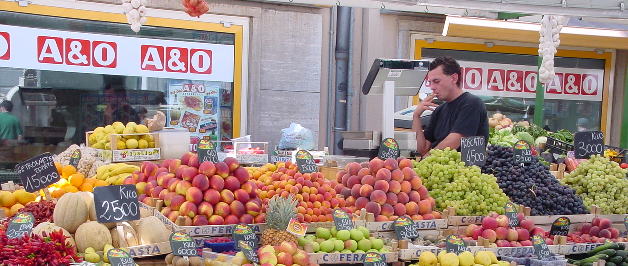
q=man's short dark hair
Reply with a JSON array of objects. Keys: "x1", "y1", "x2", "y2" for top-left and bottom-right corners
[
  {"x1": 0, "y1": 100, "x2": 13, "y2": 112},
  {"x1": 429, "y1": 56, "x2": 462, "y2": 87}
]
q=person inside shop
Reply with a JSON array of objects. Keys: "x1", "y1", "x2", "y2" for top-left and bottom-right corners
[
  {"x1": 0, "y1": 100, "x2": 23, "y2": 146},
  {"x1": 103, "y1": 85, "x2": 140, "y2": 125},
  {"x1": 412, "y1": 56, "x2": 489, "y2": 155}
]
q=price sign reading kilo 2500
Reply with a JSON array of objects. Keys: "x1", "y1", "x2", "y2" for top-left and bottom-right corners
[
  {"x1": 574, "y1": 131, "x2": 604, "y2": 159},
  {"x1": 94, "y1": 185, "x2": 140, "y2": 223},
  {"x1": 461, "y1": 136, "x2": 486, "y2": 167}
]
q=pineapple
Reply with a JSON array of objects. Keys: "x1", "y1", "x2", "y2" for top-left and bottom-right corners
[{"x1": 261, "y1": 194, "x2": 298, "y2": 246}]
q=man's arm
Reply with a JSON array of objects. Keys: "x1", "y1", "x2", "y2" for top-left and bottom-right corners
[
  {"x1": 433, "y1": 132, "x2": 463, "y2": 150},
  {"x1": 412, "y1": 116, "x2": 431, "y2": 155}
]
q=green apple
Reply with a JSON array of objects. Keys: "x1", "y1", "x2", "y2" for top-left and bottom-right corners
[
  {"x1": 350, "y1": 229, "x2": 364, "y2": 241},
  {"x1": 336, "y1": 230, "x2": 351, "y2": 241},
  {"x1": 316, "y1": 228, "x2": 331, "y2": 240},
  {"x1": 358, "y1": 239, "x2": 372, "y2": 251},
  {"x1": 371, "y1": 238, "x2": 384, "y2": 250}
]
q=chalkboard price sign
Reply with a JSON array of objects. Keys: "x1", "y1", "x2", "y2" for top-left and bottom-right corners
[
  {"x1": 170, "y1": 232, "x2": 198, "y2": 257},
  {"x1": 532, "y1": 235, "x2": 552, "y2": 260},
  {"x1": 198, "y1": 139, "x2": 219, "y2": 163},
  {"x1": 546, "y1": 137, "x2": 573, "y2": 155},
  {"x1": 445, "y1": 235, "x2": 469, "y2": 255},
  {"x1": 69, "y1": 150, "x2": 81, "y2": 168},
  {"x1": 238, "y1": 241, "x2": 259, "y2": 264},
  {"x1": 332, "y1": 209, "x2": 354, "y2": 231},
  {"x1": 295, "y1": 150, "x2": 317, "y2": 174},
  {"x1": 504, "y1": 202, "x2": 519, "y2": 227},
  {"x1": 378, "y1": 138, "x2": 400, "y2": 160},
  {"x1": 363, "y1": 252, "x2": 387, "y2": 266},
  {"x1": 461, "y1": 136, "x2": 486, "y2": 167},
  {"x1": 14, "y1": 152, "x2": 61, "y2": 192},
  {"x1": 513, "y1": 140, "x2": 533, "y2": 164},
  {"x1": 574, "y1": 131, "x2": 604, "y2": 159},
  {"x1": 94, "y1": 185, "x2": 140, "y2": 223},
  {"x1": 549, "y1": 217, "x2": 570, "y2": 236},
  {"x1": 6, "y1": 212, "x2": 34, "y2": 239},
  {"x1": 232, "y1": 224, "x2": 259, "y2": 251},
  {"x1": 107, "y1": 248, "x2": 136, "y2": 266},
  {"x1": 393, "y1": 216, "x2": 420, "y2": 240}
]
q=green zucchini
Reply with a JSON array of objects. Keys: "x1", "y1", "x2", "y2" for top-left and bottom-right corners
[
  {"x1": 610, "y1": 256, "x2": 624, "y2": 264},
  {"x1": 615, "y1": 250, "x2": 627, "y2": 258},
  {"x1": 589, "y1": 243, "x2": 621, "y2": 256},
  {"x1": 600, "y1": 249, "x2": 618, "y2": 257},
  {"x1": 607, "y1": 262, "x2": 617, "y2": 266}
]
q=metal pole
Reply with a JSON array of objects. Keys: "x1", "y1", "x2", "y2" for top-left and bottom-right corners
[
  {"x1": 534, "y1": 56, "x2": 544, "y2": 126},
  {"x1": 621, "y1": 65, "x2": 628, "y2": 148},
  {"x1": 333, "y1": 6, "x2": 351, "y2": 155}
]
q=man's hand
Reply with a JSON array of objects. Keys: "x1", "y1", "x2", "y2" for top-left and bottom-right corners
[{"x1": 413, "y1": 94, "x2": 439, "y2": 118}]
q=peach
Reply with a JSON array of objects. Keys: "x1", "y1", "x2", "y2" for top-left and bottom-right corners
[
  {"x1": 496, "y1": 240, "x2": 511, "y2": 247},
  {"x1": 255, "y1": 213, "x2": 266, "y2": 223},
  {"x1": 357, "y1": 168, "x2": 371, "y2": 178},
  {"x1": 191, "y1": 174, "x2": 210, "y2": 191},
  {"x1": 393, "y1": 203, "x2": 406, "y2": 216},
  {"x1": 495, "y1": 227, "x2": 509, "y2": 240},
  {"x1": 482, "y1": 216, "x2": 498, "y2": 230},
  {"x1": 164, "y1": 192, "x2": 178, "y2": 206},
  {"x1": 181, "y1": 167, "x2": 198, "y2": 181},
  {"x1": 215, "y1": 162, "x2": 230, "y2": 178},
  {"x1": 224, "y1": 176, "x2": 241, "y2": 191},
  {"x1": 336, "y1": 170, "x2": 347, "y2": 183},
  {"x1": 199, "y1": 161, "x2": 217, "y2": 176},
  {"x1": 418, "y1": 199, "x2": 432, "y2": 215},
  {"x1": 355, "y1": 197, "x2": 369, "y2": 210},
  {"x1": 158, "y1": 188, "x2": 169, "y2": 200},
  {"x1": 150, "y1": 186, "x2": 164, "y2": 198},
  {"x1": 146, "y1": 175, "x2": 157, "y2": 184},
  {"x1": 405, "y1": 202, "x2": 419, "y2": 216},
  {"x1": 608, "y1": 227, "x2": 619, "y2": 239},
  {"x1": 208, "y1": 215, "x2": 225, "y2": 225},
  {"x1": 507, "y1": 228, "x2": 519, "y2": 241},
  {"x1": 135, "y1": 182, "x2": 147, "y2": 195},
  {"x1": 465, "y1": 224, "x2": 479, "y2": 237},
  {"x1": 517, "y1": 228, "x2": 530, "y2": 241},
  {"x1": 279, "y1": 241, "x2": 298, "y2": 255},
  {"x1": 408, "y1": 177, "x2": 421, "y2": 190},
  {"x1": 592, "y1": 217, "x2": 601, "y2": 226},
  {"x1": 389, "y1": 180, "x2": 401, "y2": 194},
  {"x1": 368, "y1": 158, "x2": 385, "y2": 174},
  {"x1": 192, "y1": 214, "x2": 208, "y2": 226},
  {"x1": 384, "y1": 158, "x2": 398, "y2": 170},
  {"x1": 234, "y1": 189, "x2": 250, "y2": 203},
  {"x1": 365, "y1": 202, "x2": 381, "y2": 216},
  {"x1": 224, "y1": 157, "x2": 240, "y2": 172},
  {"x1": 156, "y1": 172, "x2": 173, "y2": 186},
  {"x1": 370, "y1": 190, "x2": 387, "y2": 205},
  {"x1": 175, "y1": 180, "x2": 192, "y2": 196},
  {"x1": 203, "y1": 189, "x2": 221, "y2": 205},
  {"x1": 341, "y1": 174, "x2": 350, "y2": 186},
  {"x1": 179, "y1": 201, "x2": 198, "y2": 218},
  {"x1": 408, "y1": 191, "x2": 421, "y2": 202},
  {"x1": 186, "y1": 187, "x2": 203, "y2": 204},
  {"x1": 422, "y1": 213, "x2": 434, "y2": 220},
  {"x1": 482, "y1": 229, "x2": 497, "y2": 243},
  {"x1": 141, "y1": 161, "x2": 158, "y2": 177},
  {"x1": 167, "y1": 179, "x2": 180, "y2": 192},
  {"x1": 347, "y1": 175, "x2": 361, "y2": 188},
  {"x1": 397, "y1": 192, "x2": 409, "y2": 204},
  {"x1": 166, "y1": 210, "x2": 180, "y2": 222},
  {"x1": 220, "y1": 189, "x2": 235, "y2": 204},
  {"x1": 373, "y1": 180, "x2": 389, "y2": 193},
  {"x1": 375, "y1": 168, "x2": 392, "y2": 182},
  {"x1": 359, "y1": 184, "x2": 374, "y2": 197},
  {"x1": 215, "y1": 202, "x2": 231, "y2": 217},
  {"x1": 246, "y1": 201, "x2": 261, "y2": 216},
  {"x1": 240, "y1": 214, "x2": 254, "y2": 224},
  {"x1": 402, "y1": 167, "x2": 416, "y2": 181},
  {"x1": 175, "y1": 166, "x2": 187, "y2": 179},
  {"x1": 398, "y1": 158, "x2": 412, "y2": 169},
  {"x1": 230, "y1": 201, "x2": 245, "y2": 217},
  {"x1": 292, "y1": 250, "x2": 309, "y2": 266},
  {"x1": 345, "y1": 162, "x2": 361, "y2": 176},
  {"x1": 417, "y1": 185, "x2": 429, "y2": 199},
  {"x1": 188, "y1": 154, "x2": 199, "y2": 168},
  {"x1": 391, "y1": 169, "x2": 404, "y2": 182},
  {"x1": 361, "y1": 175, "x2": 375, "y2": 186},
  {"x1": 400, "y1": 181, "x2": 412, "y2": 193},
  {"x1": 208, "y1": 175, "x2": 225, "y2": 191},
  {"x1": 144, "y1": 182, "x2": 156, "y2": 196},
  {"x1": 180, "y1": 152, "x2": 194, "y2": 166},
  {"x1": 224, "y1": 214, "x2": 239, "y2": 224},
  {"x1": 167, "y1": 159, "x2": 182, "y2": 173},
  {"x1": 531, "y1": 227, "x2": 546, "y2": 236},
  {"x1": 386, "y1": 192, "x2": 398, "y2": 205},
  {"x1": 472, "y1": 227, "x2": 483, "y2": 240},
  {"x1": 160, "y1": 207, "x2": 172, "y2": 216},
  {"x1": 599, "y1": 218, "x2": 611, "y2": 229},
  {"x1": 380, "y1": 204, "x2": 394, "y2": 217},
  {"x1": 155, "y1": 167, "x2": 168, "y2": 176},
  {"x1": 198, "y1": 202, "x2": 213, "y2": 217},
  {"x1": 520, "y1": 240, "x2": 532, "y2": 246},
  {"x1": 496, "y1": 215, "x2": 509, "y2": 227},
  {"x1": 233, "y1": 167, "x2": 250, "y2": 184}
]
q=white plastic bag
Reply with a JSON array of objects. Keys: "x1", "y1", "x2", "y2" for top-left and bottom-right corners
[{"x1": 278, "y1": 123, "x2": 315, "y2": 150}]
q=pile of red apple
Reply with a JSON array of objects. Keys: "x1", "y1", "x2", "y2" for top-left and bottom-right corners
[
  {"x1": 129, "y1": 153, "x2": 264, "y2": 226},
  {"x1": 463, "y1": 213, "x2": 555, "y2": 247},
  {"x1": 568, "y1": 217, "x2": 626, "y2": 243},
  {"x1": 337, "y1": 157, "x2": 441, "y2": 222}
]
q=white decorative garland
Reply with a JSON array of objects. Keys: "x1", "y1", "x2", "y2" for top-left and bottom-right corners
[
  {"x1": 538, "y1": 15, "x2": 568, "y2": 84},
  {"x1": 122, "y1": 0, "x2": 148, "y2": 33}
]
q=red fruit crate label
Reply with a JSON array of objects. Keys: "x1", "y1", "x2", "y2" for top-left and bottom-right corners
[{"x1": 287, "y1": 218, "x2": 308, "y2": 237}]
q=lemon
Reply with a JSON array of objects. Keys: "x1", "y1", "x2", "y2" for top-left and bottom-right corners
[
  {"x1": 112, "y1": 121, "x2": 124, "y2": 128},
  {"x1": 116, "y1": 140, "x2": 127, "y2": 149},
  {"x1": 148, "y1": 141, "x2": 156, "y2": 148},
  {"x1": 94, "y1": 126, "x2": 105, "y2": 134},
  {"x1": 13, "y1": 189, "x2": 36, "y2": 205},
  {"x1": 104, "y1": 125, "x2": 114, "y2": 134},
  {"x1": 138, "y1": 139, "x2": 148, "y2": 149},
  {"x1": 113, "y1": 124, "x2": 125, "y2": 134},
  {"x1": 136, "y1": 124, "x2": 149, "y2": 133},
  {"x1": 94, "y1": 140, "x2": 106, "y2": 149},
  {"x1": 458, "y1": 251, "x2": 475, "y2": 266},
  {"x1": 418, "y1": 251, "x2": 438, "y2": 266},
  {"x1": 441, "y1": 253, "x2": 459, "y2": 266},
  {"x1": 123, "y1": 126, "x2": 135, "y2": 134},
  {"x1": 126, "y1": 138, "x2": 139, "y2": 149},
  {"x1": 105, "y1": 142, "x2": 111, "y2": 150},
  {"x1": 474, "y1": 251, "x2": 492, "y2": 266},
  {"x1": 141, "y1": 134, "x2": 153, "y2": 142},
  {"x1": 126, "y1": 122, "x2": 137, "y2": 131}
]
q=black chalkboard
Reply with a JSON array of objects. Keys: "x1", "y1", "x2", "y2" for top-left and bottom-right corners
[
  {"x1": 14, "y1": 153, "x2": 61, "y2": 192},
  {"x1": 295, "y1": 150, "x2": 317, "y2": 174},
  {"x1": 546, "y1": 137, "x2": 573, "y2": 155},
  {"x1": 532, "y1": 235, "x2": 552, "y2": 260},
  {"x1": 378, "y1": 138, "x2": 400, "y2": 160},
  {"x1": 363, "y1": 252, "x2": 387, "y2": 266},
  {"x1": 460, "y1": 136, "x2": 486, "y2": 167},
  {"x1": 198, "y1": 139, "x2": 219, "y2": 163},
  {"x1": 6, "y1": 212, "x2": 34, "y2": 239},
  {"x1": 513, "y1": 140, "x2": 533, "y2": 164},
  {"x1": 107, "y1": 248, "x2": 136, "y2": 266},
  {"x1": 504, "y1": 202, "x2": 519, "y2": 227},
  {"x1": 393, "y1": 216, "x2": 420, "y2": 240},
  {"x1": 170, "y1": 232, "x2": 198, "y2": 257},
  {"x1": 574, "y1": 131, "x2": 604, "y2": 159},
  {"x1": 232, "y1": 223, "x2": 258, "y2": 251},
  {"x1": 445, "y1": 235, "x2": 469, "y2": 255},
  {"x1": 549, "y1": 217, "x2": 570, "y2": 236},
  {"x1": 94, "y1": 185, "x2": 140, "y2": 223},
  {"x1": 69, "y1": 150, "x2": 81, "y2": 168},
  {"x1": 238, "y1": 240, "x2": 259, "y2": 264},
  {"x1": 332, "y1": 209, "x2": 354, "y2": 231}
]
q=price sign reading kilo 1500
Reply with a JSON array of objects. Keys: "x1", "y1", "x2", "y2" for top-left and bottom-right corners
[
  {"x1": 574, "y1": 131, "x2": 604, "y2": 159},
  {"x1": 94, "y1": 185, "x2": 140, "y2": 223},
  {"x1": 461, "y1": 136, "x2": 486, "y2": 167}
]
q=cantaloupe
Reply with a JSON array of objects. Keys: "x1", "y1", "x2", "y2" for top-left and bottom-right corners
[
  {"x1": 75, "y1": 221, "x2": 112, "y2": 252},
  {"x1": 53, "y1": 192, "x2": 88, "y2": 233},
  {"x1": 136, "y1": 216, "x2": 171, "y2": 244},
  {"x1": 32, "y1": 222, "x2": 76, "y2": 248}
]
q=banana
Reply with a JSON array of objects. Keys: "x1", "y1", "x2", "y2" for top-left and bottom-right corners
[{"x1": 108, "y1": 165, "x2": 139, "y2": 176}]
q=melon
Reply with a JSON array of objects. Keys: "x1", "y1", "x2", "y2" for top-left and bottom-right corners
[
  {"x1": 110, "y1": 222, "x2": 139, "y2": 247},
  {"x1": 136, "y1": 216, "x2": 171, "y2": 245},
  {"x1": 75, "y1": 221, "x2": 112, "y2": 252},
  {"x1": 82, "y1": 191, "x2": 116, "y2": 229},
  {"x1": 53, "y1": 192, "x2": 88, "y2": 233},
  {"x1": 32, "y1": 222, "x2": 76, "y2": 248}
]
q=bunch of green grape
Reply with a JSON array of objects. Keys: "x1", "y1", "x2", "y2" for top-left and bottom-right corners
[
  {"x1": 561, "y1": 155, "x2": 628, "y2": 214},
  {"x1": 412, "y1": 148, "x2": 510, "y2": 216}
]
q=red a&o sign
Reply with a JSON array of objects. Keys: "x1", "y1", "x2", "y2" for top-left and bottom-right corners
[
  {"x1": 141, "y1": 45, "x2": 212, "y2": 74},
  {"x1": 37, "y1": 36, "x2": 117, "y2": 68}
]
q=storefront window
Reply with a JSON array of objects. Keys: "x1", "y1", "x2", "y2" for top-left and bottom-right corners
[{"x1": 0, "y1": 12, "x2": 236, "y2": 170}]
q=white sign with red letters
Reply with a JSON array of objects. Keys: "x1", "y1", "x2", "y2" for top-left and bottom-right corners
[
  {"x1": 420, "y1": 60, "x2": 604, "y2": 102},
  {"x1": 0, "y1": 24, "x2": 234, "y2": 82}
]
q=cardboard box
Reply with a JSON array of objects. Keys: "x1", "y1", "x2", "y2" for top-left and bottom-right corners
[{"x1": 85, "y1": 131, "x2": 160, "y2": 162}]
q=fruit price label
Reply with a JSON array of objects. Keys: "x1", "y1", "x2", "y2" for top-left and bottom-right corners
[
  {"x1": 6, "y1": 212, "x2": 34, "y2": 239},
  {"x1": 574, "y1": 131, "x2": 604, "y2": 159},
  {"x1": 69, "y1": 149, "x2": 81, "y2": 168},
  {"x1": 286, "y1": 217, "x2": 308, "y2": 237},
  {"x1": 14, "y1": 152, "x2": 61, "y2": 192},
  {"x1": 238, "y1": 240, "x2": 259, "y2": 264},
  {"x1": 296, "y1": 150, "x2": 317, "y2": 174},
  {"x1": 378, "y1": 138, "x2": 400, "y2": 160},
  {"x1": 94, "y1": 184, "x2": 140, "y2": 223},
  {"x1": 197, "y1": 139, "x2": 219, "y2": 163},
  {"x1": 393, "y1": 216, "x2": 420, "y2": 240},
  {"x1": 460, "y1": 136, "x2": 487, "y2": 167},
  {"x1": 169, "y1": 232, "x2": 199, "y2": 257},
  {"x1": 445, "y1": 235, "x2": 469, "y2": 255},
  {"x1": 513, "y1": 140, "x2": 533, "y2": 164},
  {"x1": 232, "y1": 223, "x2": 259, "y2": 251},
  {"x1": 332, "y1": 209, "x2": 354, "y2": 231},
  {"x1": 107, "y1": 248, "x2": 135, "y2": 266},
  {"x1": 532, "y1": 235, "x2": 552, "y2": 260},
  {"x1": 546, "y1": 137, "x2": 573, "y2": 155},
  {"x1": 504, "y1": 202, "x2": 520, "y2": 227},
  {"x1": 549, "y1": 217, "x2": 570, "y2": 236},
  {"x1": 363, "y1": 252, "x2": 387, "y2": 266}
]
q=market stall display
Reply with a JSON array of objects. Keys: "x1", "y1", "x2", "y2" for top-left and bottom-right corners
[{"x1": 409, "y1": 250, "x2": 511, "y2": 266}]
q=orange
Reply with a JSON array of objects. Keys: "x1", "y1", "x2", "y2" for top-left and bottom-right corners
[
  {"x1": 69, "y1": 173, "x2": 85, "y2": 187},
  {"x1": 94, "y1": 180, "x2": 108, "y2": 187},
  {"x1": 63, "y1": 186, "x2": 79, "y2": 193},
  {"x1": 0, "y1": 191, "x2": 16, "y2": 207},
  {"x1": 9, "y1": 203, "x2": 24, "y2": 216},
  {"x1": 83, "y1": 178, "x2": 97, "y2": 186},
  {"x1": 79, "y1": 183, "x2": 94, "y2": 192},
  {"x1": 51, "y1": 189, "x2": 66, "y2": 198},
  {"x1": 54, "y1": 162, "x2": 63, "y2": 174},
  {"x1": 61, "y1": 165, "x2": 77, "y2": 178}
]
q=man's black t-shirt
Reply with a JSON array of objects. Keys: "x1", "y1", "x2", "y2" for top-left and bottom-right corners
[{"x1": 424, "y1": 92, "x2": 489, "y2": 149}]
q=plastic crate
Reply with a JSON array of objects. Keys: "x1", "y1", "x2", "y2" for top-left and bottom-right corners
[
  {"x1": 204, "y1": 240, "x2": 235, "y2": 253},
  {"x1": 529, "y1": 256, "x2": 567, "y2": 266}
]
